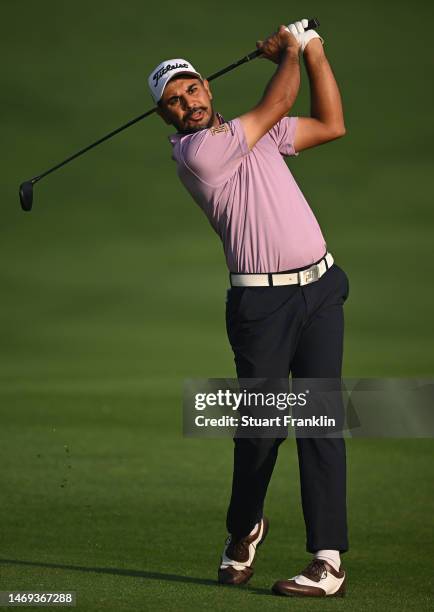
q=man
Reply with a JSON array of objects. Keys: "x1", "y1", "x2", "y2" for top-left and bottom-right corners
[{"x1": 148, "y1": 19, "x2": 349, "y2": 598}]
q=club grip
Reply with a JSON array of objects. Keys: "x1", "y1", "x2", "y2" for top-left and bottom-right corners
[{"x1": 304, "y1": 18, "x2": 320, "y2": 31}]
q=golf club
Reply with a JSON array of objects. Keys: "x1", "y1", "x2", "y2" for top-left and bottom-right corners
[{"x1": 19, "y1": 18, "x2": 319, "y2": 212}]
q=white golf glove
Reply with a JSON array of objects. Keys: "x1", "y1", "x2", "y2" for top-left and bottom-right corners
[{"x1": 286, "y1": 19, "x2": 324, "y2": 53}]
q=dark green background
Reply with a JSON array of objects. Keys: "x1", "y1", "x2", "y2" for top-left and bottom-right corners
[{"x1": 1, "y1": 1, "x2": 433, "y2": 610}]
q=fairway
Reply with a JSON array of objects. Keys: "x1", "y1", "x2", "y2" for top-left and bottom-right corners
[{"x1": 1, "y1": 0, "x2": 434, "y2": 610}]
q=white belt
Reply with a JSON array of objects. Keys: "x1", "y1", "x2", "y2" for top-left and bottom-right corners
[{"x1": 230, "y1": 253, "x2": 334, "y2": 287}]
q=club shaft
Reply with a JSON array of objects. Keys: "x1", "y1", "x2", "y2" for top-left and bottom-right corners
[{"x1": 34, "y1": 107, "x2": 157, "y2": 183}]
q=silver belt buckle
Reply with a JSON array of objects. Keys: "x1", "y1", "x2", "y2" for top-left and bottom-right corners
[{"x1": 299, "y1": 264, "x2": 320, "y2": 286}]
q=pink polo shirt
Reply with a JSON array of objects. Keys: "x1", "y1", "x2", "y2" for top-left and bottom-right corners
[{"x1": 169, "y1": 116, "x2": 327, "y2": 273}]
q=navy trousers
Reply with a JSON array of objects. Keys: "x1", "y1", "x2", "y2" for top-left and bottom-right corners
[{"x1": 225, "y1": 261, "x2": 350, "y2": 553}]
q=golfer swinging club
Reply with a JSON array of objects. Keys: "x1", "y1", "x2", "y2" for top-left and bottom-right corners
[{"x1": 148, "y1": 19, "x2": 349, "y2": 597}]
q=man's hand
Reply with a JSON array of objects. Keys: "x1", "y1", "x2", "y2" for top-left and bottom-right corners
[
  {"x1": 257, "y1": 20, "x2": 324, "y2": 62},
  {"x1": 286, "y1": 19, "x2": 324, "y2": 53},
  {"x1": 256, "y1": 25, "x2": 300, "y2": 64}
]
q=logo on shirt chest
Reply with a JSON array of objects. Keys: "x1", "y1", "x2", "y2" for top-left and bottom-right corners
[{"x1": 210, "y1": 124, "x2": 229, "y2": 136}]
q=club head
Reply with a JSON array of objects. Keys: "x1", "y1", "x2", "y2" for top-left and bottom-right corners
[{"x1": 19, "y1": 181, "x2": 34, "y2": 211}]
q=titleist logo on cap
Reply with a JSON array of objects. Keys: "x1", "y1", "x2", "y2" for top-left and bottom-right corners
[{"x1": 153, "y1": 62, "x2": 189, "y2": 88}]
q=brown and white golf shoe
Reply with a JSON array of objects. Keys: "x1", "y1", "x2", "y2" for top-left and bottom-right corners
[
  {"x1": 218, "y1": 517, "x2": 269, "y2": 585},
  {"x1": 272, "y1": 558, "x2": 346, "y2": 597}
]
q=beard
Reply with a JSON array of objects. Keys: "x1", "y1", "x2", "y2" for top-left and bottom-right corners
[{"x1": 177, "y1": 103, "x2": 216, "y2": 134}]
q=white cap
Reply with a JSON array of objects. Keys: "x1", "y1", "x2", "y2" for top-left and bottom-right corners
[{"x1": 147, "y1": 58, "x2": 203, "y2": 104}]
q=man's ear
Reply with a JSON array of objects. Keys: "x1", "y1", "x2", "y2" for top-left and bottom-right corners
[
  {"x1": 203, "y1": 79, "x2": 213, "y2": 101},
  {"x1": 156, "y1": 106, "x2": 172, "y2": 125}
]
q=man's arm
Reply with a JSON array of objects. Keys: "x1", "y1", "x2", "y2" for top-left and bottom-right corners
[
  {"x1": 239, "y1": 25, "x2": 301, "y2": 150},
  {"x1": 294, "y1": 39, "x2": 346, "y2": 152}
]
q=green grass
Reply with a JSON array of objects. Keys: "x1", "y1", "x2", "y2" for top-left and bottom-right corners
[
  {"x1": 0, "y1": 393, "x2": 433, "y2": 611},
  {"x1": 1, "y1": 0, "x2": 434, "y2": 609}
]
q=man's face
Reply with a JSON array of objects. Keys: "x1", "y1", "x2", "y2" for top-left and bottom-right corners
[{"x1": 157, "y1": 76, "x2": 216, "y2": 133}]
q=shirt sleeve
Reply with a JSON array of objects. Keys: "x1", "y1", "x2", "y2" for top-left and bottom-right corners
[
  {"x1": 179, "y1": 118, "x2": 249, "y2": 187},
  {"x1": 267, "y1": 116, "x2": 299, "y2": 157}
]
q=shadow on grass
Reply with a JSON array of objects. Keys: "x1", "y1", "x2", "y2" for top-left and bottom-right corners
[{"x1": 0, "y1": 558, "x2": 271, "y2": 595}]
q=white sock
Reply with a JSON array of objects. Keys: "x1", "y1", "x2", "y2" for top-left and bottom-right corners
[{"x1": 314, "y1": 549, "x2": 341, "y2": 572}]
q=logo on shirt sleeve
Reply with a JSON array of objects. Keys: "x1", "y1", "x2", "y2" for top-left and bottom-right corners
[{"x1": 210, "y1": 124, "x2": 230, "y2": 136}]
